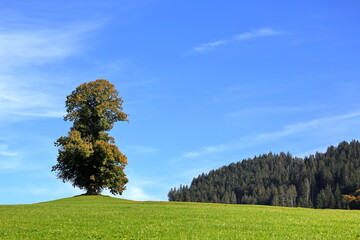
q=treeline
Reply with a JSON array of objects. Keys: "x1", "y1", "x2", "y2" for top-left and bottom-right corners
[{"x1": 168, "y1": 140, "x2": 360, "y2": 209}]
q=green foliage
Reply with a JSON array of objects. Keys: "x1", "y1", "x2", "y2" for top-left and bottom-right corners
[
  {"x1": 64, "y1": 79, "x2": 128, "y2": 137},
  {"x1": 169, "y1": 140, "x2": 360, "y2": 209},
  {"x1": 52, "y1": 79, "x2": 128, "y2": 195},
  {"x1": 0, "y1": 196, "x2": 359, "y2": 239}
]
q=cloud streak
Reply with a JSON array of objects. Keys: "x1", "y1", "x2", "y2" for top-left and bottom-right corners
[
  {"x1": 121, "y1": 178, "x2": 163, "y2": 201},
  {"x1": 235, "y1": 28, "x2": 281, "y2": 40},
  {"x1": 0, "y1": 23, "x2": 100, "y2": 70},
  {"x1": 0, "y1": 22, "x2": 102, "y2": 120},
  {"x1": 0, "y1": 144, "x2": 18, "y2": 157},
  {"x1": 186, "y1": 28, "x2": 284, "y2": 54},
  {"x1": 125, "y1": 145, "x2": 160, "y2": 156},
  {"x1": 123, "y1": 186, "x2": 154, "y2": 201},
  {"x1": 258, "y1": 111, "x2": 360, "y2": 140},
  {"x1": 0, "y1": 160, "x2": 19, "y2": 170},
  {"x1": 180, "y1": 111, "x2": 360, "y2": 159}
]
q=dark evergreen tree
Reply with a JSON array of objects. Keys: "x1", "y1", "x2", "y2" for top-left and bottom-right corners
[
  {"x1": 298, "y1": 178, "x2": 312, "y2": 207},
  {"x1": 230, "y1": 191, "x2": 237, "y2": 204},
  {"x1": 316, "y1": 189, "x2": 327, "y2": 209}
]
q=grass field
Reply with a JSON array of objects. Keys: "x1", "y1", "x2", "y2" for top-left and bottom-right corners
[{"x1": 0, "y1": 195, "x2": 359, "y2": 239}]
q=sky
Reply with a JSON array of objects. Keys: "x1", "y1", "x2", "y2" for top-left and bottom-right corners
[{"x1": 1, "y1": 0, "x2": 360, "y2": 204}]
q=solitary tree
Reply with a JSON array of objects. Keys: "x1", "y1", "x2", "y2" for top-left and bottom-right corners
[{"x1": 52, "y1": 79, "x2": 129, "y2": 195}]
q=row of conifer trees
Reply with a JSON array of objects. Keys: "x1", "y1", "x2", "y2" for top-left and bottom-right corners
[{"x1": 168, "y1": 140, "x2": 360, "y2": 209}]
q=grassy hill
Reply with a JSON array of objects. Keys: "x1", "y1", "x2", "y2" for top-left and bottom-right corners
[{"x1": 0, "y1": 196, "x2": 359, "y2": 239}]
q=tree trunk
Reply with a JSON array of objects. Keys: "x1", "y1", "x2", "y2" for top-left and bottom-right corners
[{"x1": 86, "y1": 189, "x2": 100, "y2": 195}]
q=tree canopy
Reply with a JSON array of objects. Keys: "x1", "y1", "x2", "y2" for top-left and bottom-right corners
[{"x1": 52, "y1": 79, "x2": 129, "y2": 195}]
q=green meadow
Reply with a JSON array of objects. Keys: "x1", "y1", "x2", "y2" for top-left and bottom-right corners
[{"x1": 0, "y1": 195, "x2": 359, "y2": 239}]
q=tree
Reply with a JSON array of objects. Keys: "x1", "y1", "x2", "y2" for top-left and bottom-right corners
[
  {"x1": 325, "y1": 185, "x2": 336, "y2": 209},
  {"x1": 298, "y1": 178, "x2": 312, "y2": 208},
  {"x1": 316, "y1": 190, "x2": 327, "y2": 208},
  {"x1": 168, "y1": 188, "x2": 176, "y2": 201},
  {"x1": 230, "y1": 191, "x2": 237, "y2": 204},
  {"x1": 334, "y1": 184, "x2": 344, "y2": 209},
  {"x1": 52, "y1": 79, "x2": 129, "y2": 195},
  {"x1": 222, "y1": 190, "x2": 231, "y2": 204},
  {"x1": 271, "y1": 192, "x2": 279, "y2": 206},
  {"x1": 278, "y1": 185, "x2": 286, "y2": 207},
  {"x1": 287, "y1": 184, "x2": 297, "y2": 207}
]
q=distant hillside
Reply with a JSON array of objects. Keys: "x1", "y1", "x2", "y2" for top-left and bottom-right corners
[{"x1": 168, "y1": 140, "x2": 360, "y2": 209}]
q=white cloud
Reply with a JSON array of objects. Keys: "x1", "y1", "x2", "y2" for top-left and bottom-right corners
[
  {"x1": 183, "y1": 144, "x2": 227, "y2": 158},
  {"x1": 180, "y1": 111, "x2": 360, "y2": 159},
  {"x1": 125, "y1": 145, "x2": 160, "y2": 156},
  {"x1": 111, "y1": 173, "x2": 166, "y2": 201},
  {"x1": 5, "y1": 110, "x2": 66, "y2": 118},
  {"x1": 225, "y1": 106, "x2": 315, "y2": 119},
  {"x1": 186, "y1": 28, "x2": 284, "y2": 54},
  {"x1": 0, "y1": 183, "x2": 83, "y2": 198},
  {"x1": 258, "y1": 111, "x2": 360, "y2": 140},
  {"x1": 0, "y1": 144, "x2": 18, "y2": 157},
  {"x1": 0, "y1": 23, "x2": 100, "y2": 70},
  {"x1": 28, "y1": 183, "x2": 83, "y2": 196},
  {"x1": 0, "y1": 159, "x2": 19, "y2": 170},
  {"x1": 235, "y1": 28, "x2": 281, "y2": 40},
  {"x1": 0, "y1": 22, "x2": 102, "y2": 120},
  {"x1": 122, "y1": 186, "x2": 155, "y2": 201},
  {"x1": 193, "y1": 40, "x2": 227, "y2": 52},
  {"x1": 0, "y1": 144, "x2": 19, "y2": 170}
]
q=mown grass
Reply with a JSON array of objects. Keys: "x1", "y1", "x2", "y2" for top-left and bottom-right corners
[{"x1": 0, "y1": 195, "x2": 359, "y2": 239}]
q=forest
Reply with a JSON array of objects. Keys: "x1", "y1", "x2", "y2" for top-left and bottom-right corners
[{"x1": 168, "y1": 140, "x2": 360, "y2": 209}]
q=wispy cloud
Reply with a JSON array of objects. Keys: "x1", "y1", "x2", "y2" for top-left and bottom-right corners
[
  {"x1": 122, "y1": 186, "x2": 154, "y2": 201},
  {"x1": 0, "y1": 144, "x2": 20, "y2": 170},
  {"x1": 0, "y1": 144, "x2": 18, "y2": 157},
  {"x1": 0, "y1": 183, "x2": 82, "y2": 198},
  {"x1": 125, "y1": 145, "x2": 160, "y2": 156},
  {"x1": 235, "y1": 28, "x2": 281, "y2": 40},
  {"x1": 27, "y1": 183, "x2": 83, "y2": 196},
  {"x1": 225, "y1": 106, "x2": 322, "y2": 119},
  {"x1": 0, "y1": 158, "x2": 19, "y2": 171},
  {"x1": 0, "y1": 159, "x2": 19, "y2": 170},
  {"x1": 0, "y1": 23, "x2": 100, "y2": 70},
  {"x1": 179, "y1": 111, "x2": 360, "y2": 159},
  {"x1": 185, "y1": 28, "x2": 284, "y2": 54},
  {"x1": 258, "y1": 111, "x2": 360, "y2": 140},
  {"x1": 183, "y1": 144, "x2": 227, "y2": 158},
  {"x1": 0, "y1": 21, "x2": 102, "y2": 120},
  {"x1": 120, "y1": 179, "x2": 163, "y2": 201},
  {"x1": 192, "y1": 40, "x2": 227, "y2": 52}
]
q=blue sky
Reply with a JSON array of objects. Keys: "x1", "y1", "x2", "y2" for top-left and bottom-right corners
[{"x1": 1, "y1": 0, "x2": 360, "y2": 204}]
